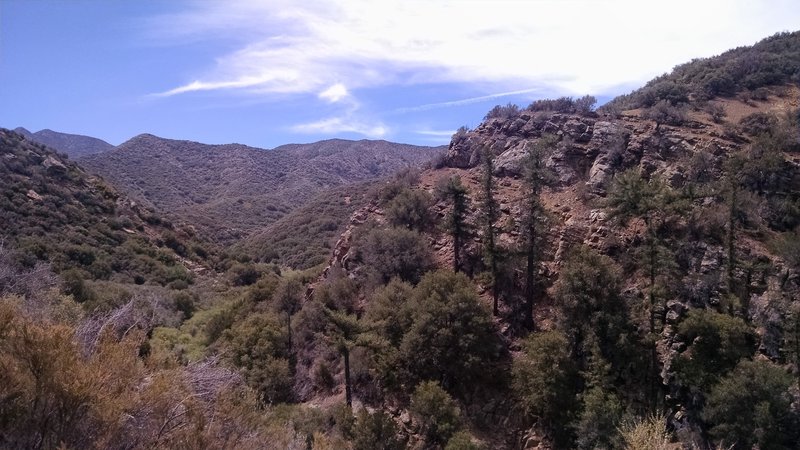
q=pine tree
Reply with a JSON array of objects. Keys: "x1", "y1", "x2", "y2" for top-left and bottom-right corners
[
  {"x1": 519, "y1": 135, "x2": 556, "y2": 330},
  {"x1": 438, "y1": 176, "x2": 470, "y2": 273},
  {"x1": 480, "y1": 146, "x2": 501, "y2": 315}
]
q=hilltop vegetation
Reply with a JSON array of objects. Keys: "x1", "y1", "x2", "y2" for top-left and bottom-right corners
[{"x1": 605, "y1": 31, "x2": 800, "y2": 111}]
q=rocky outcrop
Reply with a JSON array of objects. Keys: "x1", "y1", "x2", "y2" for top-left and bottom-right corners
[{"x1": 445, "y1": 111, "x2": 744, "y2": 196}]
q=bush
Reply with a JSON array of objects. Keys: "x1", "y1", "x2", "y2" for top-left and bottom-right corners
[
  {"x1": 672, "y1": 309, "x2": 755, "y2": 395},
  {"x1": 739, "y1": 112, "x2": 779, "y2": 136},
  {"x1": 410, "y1": 381, "x2": 462, "y2": 445},
  {"x1": 703, "y1": 359, "x2": 798, "y2": 449},
  {"x1": 358, "y1": 227, "x2": 434, "y2": 284},
  {"x1": 229, "y1": 263, "x2": 261, "y2": 286},
  {"x1": 352, "y1": 408, "x2": 406, "y2": 450},
  {"x1": 528, "y1": 96, "x2": 596, "y2": 115},
  {"x1": 445, "y1": 431, "x2": 483, "y2": 450},
  {"x1": 484, "y1": 103, "x2": 521, "y2": 121},
  {"x1": 642, "y1": 100, "x2": 687, "y2": 126},
  {"x1": 385, "y1": 188, "x2": 434, "y2": 231},
  {"x1": 619, "y1": 414, "x2": 673, "y2": 450},
  {"x1": 223, "y1": 312, "x2": 292, "y2": 404}
]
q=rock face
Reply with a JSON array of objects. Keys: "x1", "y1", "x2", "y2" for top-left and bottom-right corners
[{"x1": 444, "y1": 111, "x2": 741, "y2": 196}]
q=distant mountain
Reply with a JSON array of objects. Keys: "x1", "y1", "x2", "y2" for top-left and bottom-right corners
[
  {"x1": 13, "y1": 127, "x2": 114, "y2": 158},
  {"x1": 80, "y1": 134, "x2": 443, "y2": 242}
]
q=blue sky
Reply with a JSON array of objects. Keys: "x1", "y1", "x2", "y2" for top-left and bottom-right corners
[{"x1": 2, "y1": 0, "x2": 799, "y2": 149}]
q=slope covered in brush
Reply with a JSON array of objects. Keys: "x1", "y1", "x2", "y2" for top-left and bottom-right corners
[{"x1": 0, "y1": 129, "x2": 208, "y2": 292}]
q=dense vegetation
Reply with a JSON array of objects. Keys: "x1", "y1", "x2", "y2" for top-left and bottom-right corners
[{"x1": 605, "y1": 31, "x2": 800, "y2": 110}]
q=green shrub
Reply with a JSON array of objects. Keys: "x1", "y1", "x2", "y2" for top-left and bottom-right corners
[
  {"x1": 410, "y1": 381, "x2": 462, "y2": 445},
  {"x1": 385, "y1": 188, "x2": 433, "y2": 231},
  {"x1": 703, "y1": 359, "x2": 798, "y2": 449},
  {"x1": 358, "y1": 227, "x2": 434, "y2": 284},
  {"x1": 672, "y1": 309, "x2": 755, "y2": 395},
  {"x1": 352, "y1": 408, "x2": 406, "y2": 450}
]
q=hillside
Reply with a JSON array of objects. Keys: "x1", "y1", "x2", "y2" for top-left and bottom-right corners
[
  {"x1": 80, "y1": 135, "x2": 443, "y2": 242},
  {"x1": 13, "y1": 127, "x2": 114, "y2": 158},
  {"x1": 0, "y1": 128, "x2": 214, "y2": 306},
  {"x1": 241, "y1": 180, "x2": 378, "y2": 269},
  {"x1": 300, "y1": 77, "x2": 800, "y2": 448},
  {"x1": 604, "y1": 30, "x2": 800, "y2": 111}
]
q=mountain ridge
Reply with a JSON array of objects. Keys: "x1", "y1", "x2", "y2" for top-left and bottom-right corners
[
  {"x1": 80, "y1": 133, "x2": 444, "y2": 242},
  {"x1": 13, "y1": 127, "x2": 114, "y2": 158}
]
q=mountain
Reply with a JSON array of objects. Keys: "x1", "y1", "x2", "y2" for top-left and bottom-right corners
[
  {"x1": 0, "y1": 128, "x2": 211, "y2": 303},
  {"x1": 13, "y1": 127, "x2": 114, "y2": 158},
  {"x1": 80, "y1": 134, "x2": 443, "y2": 242}
]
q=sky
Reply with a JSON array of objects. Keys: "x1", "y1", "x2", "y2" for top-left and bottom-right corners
[{"x1": 1, "y1": 0, "x2": 799, "y2": 149}]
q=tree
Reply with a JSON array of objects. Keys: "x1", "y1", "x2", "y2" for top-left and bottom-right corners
[
  {"x1": 782, "y1": 301, "x2": 800, "y2": 386},
  {"x1": 608, "y1": 169, "x2": 682, "y2": 410},
  {"x1": 400, "y1": 270, "x2": 498, "y2": 391},
  {"x1": 519, "y1": 135, "x2": 556, "y2": 330},
  {"x1": 323, "y1": 307, "x2": 373, "y2": 408},
  {"x1": 703, "y1": 359, "x2": 798, "y2": 449},
  {"x1": 723, "y1": 153, "x2": 746, "y2": 304},
  {"x1": 273, "y1": 276, "x2": 304, "y2": 356},
  {"x1": 479, "y1": 146, "x2": 501, "y2": 315},
  {"x1": 410, "y1": 381, "x2": 462, "y2": 446},
  {"x1": 512, "y1": 330, "x2": 579, "y2": 446},
  {"x1": 437, "y1": 176, "x2": 470, "y2": 273},
  {"x1": 672, "y1": 309, "x2": 755, "y2": 397},
  {"x1": 555, "y1": 246, "x2": 629, "y2": 370}
]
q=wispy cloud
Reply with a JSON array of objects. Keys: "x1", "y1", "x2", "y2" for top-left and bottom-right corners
[
  {"x1": 146, "y1": 0, "x2": 800, "y2": 100},
  {"x1": 394, "y1": 88, "x2": 544, "y2": 113}
]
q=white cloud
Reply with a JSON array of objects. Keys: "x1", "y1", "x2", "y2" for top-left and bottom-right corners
[
  {"x1": 148, "y1": 0, "x2": 800, "y2": 99},
  {"x1": 291, "y1": 116, "x2": 388, "y2": 138},
  {"x1": 319, "y1": 83, "x2": 349, "y2": 103}
]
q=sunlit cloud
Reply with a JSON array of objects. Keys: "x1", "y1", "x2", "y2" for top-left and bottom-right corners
[{"x1": 319, "y1": 83, "x2": 349, "y2": 103}]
